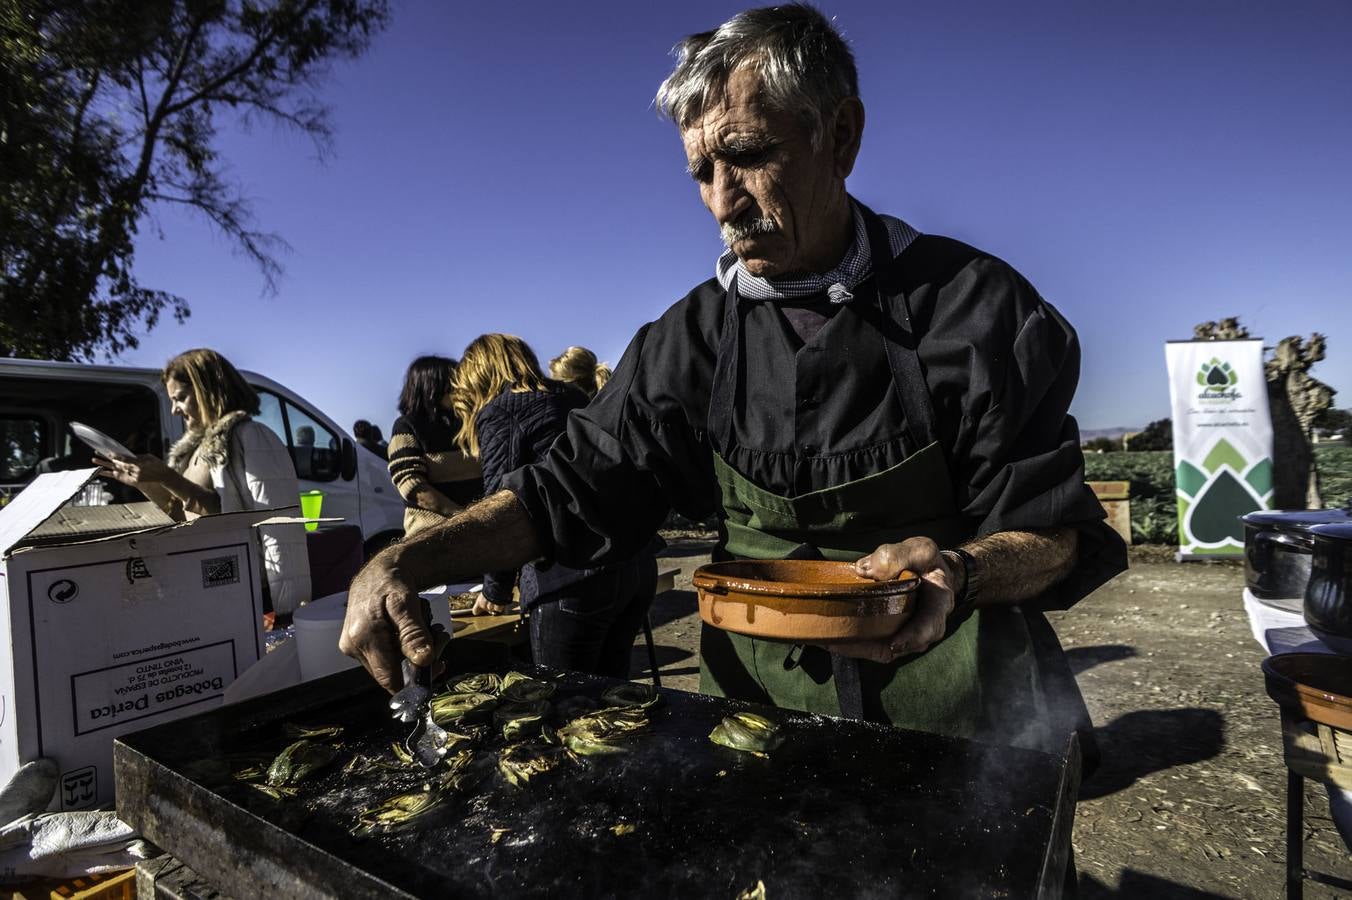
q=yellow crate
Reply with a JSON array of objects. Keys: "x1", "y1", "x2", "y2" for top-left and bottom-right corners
[{"x1": 5, "y1": 867, "x2": 135, "y2": 900}]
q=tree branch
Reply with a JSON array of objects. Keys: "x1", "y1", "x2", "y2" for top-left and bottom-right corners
[{"x1": 161, "y1": 0, "x2": 325, "y2": 119}]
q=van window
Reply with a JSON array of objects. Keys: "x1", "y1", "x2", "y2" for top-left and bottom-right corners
[
  {"x1": 1, "y1": 415, "x2": 47, "y2": 483},
  {"x1": 0, "y1": 376, "x2": 162, "y2": 500},
  {"x1": 254, "y1": 389, "x2": 342, "y2": 482},
  {"x1": 255, "y1": 391, "x2": 287, "y2": 444}
]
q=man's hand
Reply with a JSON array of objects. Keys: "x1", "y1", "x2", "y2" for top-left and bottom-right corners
[
  {"x1": 832, "y1": 537, "x2": 958, "y2": 664},
  {"x1": 338, "y1": 490, "x2": 545, "y2": 693},
  {"x1": 472, "y1": 596, "x2": 511, "y2": 616},
  {"x1": 339, "y1": 558, "x2": 439, "y2": 694}
]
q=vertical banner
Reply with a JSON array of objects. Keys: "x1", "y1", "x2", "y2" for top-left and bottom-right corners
[{"x1": 1165, "y1": 339, "x2": 1273, "y2": 559}]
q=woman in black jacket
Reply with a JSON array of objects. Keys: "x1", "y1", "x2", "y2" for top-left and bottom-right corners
[{"x1": 452, "y1": 333, "x2": 656, "y2": 678}]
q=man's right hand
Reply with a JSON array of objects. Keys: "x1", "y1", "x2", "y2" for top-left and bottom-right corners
[
  {"x1": 339, "y1": 558, "x2": 436, "y2": 694},
  {"x1": 337, "y1": 490, "x2": 545, "y2": 693}
]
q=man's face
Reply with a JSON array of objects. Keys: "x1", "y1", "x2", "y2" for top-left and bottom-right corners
[{"x1": 681, "y1": 67, "x2": 857, "y2": 278}]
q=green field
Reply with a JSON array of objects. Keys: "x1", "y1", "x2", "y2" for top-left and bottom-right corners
[{"x1": 1084, "y1": 445, "x2": 1352, "y2": 544}]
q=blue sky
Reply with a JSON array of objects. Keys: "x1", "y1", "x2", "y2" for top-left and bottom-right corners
[{"x1": 124, "y1": 0, "x2": 1352, "y2": 433}]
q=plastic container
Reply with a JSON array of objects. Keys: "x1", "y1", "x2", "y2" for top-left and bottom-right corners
[
  {"x1": 299, "y1": 490, "x2": 324, "y2": 532},
  {"x1": 294, "y1": 591, "x2": 359, "y2": 682}
]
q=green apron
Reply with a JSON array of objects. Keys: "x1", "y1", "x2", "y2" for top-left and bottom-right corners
[{"x1": 697, "y1": 208, "x2": 1059, "y2": 753}]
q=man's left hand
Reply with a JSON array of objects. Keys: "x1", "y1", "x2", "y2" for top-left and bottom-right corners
[
  {"x1": 472, "y1": 596, "x2": 511, "y2": 616},
  {"x1": 832, "y1": 536, "x2": 957, "y2": 664}
]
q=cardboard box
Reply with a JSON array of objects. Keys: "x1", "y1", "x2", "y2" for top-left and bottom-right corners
[{"x1": 0, "y1": 470, "x2": 272, "y2": 809}]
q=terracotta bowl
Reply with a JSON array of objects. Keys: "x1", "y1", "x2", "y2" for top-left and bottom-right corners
[
  {"x1": 691, "y1": 559, "x2": 919, "y2": 644},
  {"x1": 1262, "y1": 652, "x2": 1352, "y2": 731}
]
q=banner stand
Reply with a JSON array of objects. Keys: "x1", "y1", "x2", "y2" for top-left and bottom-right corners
[{"x1": 1164, "y1": 339, "x2": 1273, "y2": 560}]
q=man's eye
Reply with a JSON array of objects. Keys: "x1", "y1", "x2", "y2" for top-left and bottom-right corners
[
  {"x1": 688, "y1": 160, "x2": 712, "y2": 183},
  {"x1": 728, "y1": 149, "x2": 769, "y2": 168}
]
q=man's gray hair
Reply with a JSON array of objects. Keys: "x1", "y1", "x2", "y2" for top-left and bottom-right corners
[{"x1": 655, "y1": 4, "x2": 858, "y2": 150}]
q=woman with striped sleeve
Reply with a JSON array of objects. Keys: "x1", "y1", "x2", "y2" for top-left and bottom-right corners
[{"x1": 388, "y1": 355, "x2": 484, "y2": 537}]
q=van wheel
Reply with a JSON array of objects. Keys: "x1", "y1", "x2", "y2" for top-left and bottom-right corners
[{"x1": 363, "y1": 531, "x2": 401, "y2": 560}]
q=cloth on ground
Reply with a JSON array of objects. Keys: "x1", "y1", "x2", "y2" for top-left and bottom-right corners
[
  {"x1": 0, "y1": 760, "x2": 57, "y2": 826},
  {"x1": 0, "y1": 811, "x2": 152, "y2": 881}
]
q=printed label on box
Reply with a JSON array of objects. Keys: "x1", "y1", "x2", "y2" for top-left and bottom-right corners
[
  {"x1": 70, "y1": 640, "x2": 238, "y2": 736},
  {"x1": 60, "y1": 765, "x2": 97, "y2": 810},
  {"x1": 201, "y1": 554, "x2": 239, "y2": 588}
]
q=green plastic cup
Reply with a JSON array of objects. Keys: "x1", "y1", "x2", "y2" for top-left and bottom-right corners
[{"x1": 299, "y1": 490, "x2": 324, "y2": 531}]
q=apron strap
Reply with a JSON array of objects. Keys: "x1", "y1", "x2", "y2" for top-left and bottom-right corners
[
  {"x1": 830, "y1": 654, "x2": 866, "y2": 720},
  {"x1": 707, "y1": 275, "x2": 745, "y2": 455},
  {"x1": 779, "y1": 541, "x2": 866, "y2": 720},
  {"x1": 858, "y1": 204, "x2": 938, "y2": 450}
]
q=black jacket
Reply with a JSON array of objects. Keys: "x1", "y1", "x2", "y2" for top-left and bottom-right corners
[{"x1": 478, "y1": 381, "x2": 588, "y2": 604}]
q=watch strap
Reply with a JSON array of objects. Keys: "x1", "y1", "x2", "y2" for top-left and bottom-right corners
[{"x1": 941, "y1": 546, "x2": 979, "y2": 619}]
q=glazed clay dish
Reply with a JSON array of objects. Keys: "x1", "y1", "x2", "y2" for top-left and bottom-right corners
[
  {"x1": 1262, "y1": 652, "x2": 1352, "y2": 731},
  {"x1": 692, "y1": 559, "x2": 919, "y2": 644}
]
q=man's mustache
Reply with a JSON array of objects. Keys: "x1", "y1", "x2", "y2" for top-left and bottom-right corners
[{"x1": 720, "y1": 215, "x2": 778, "y2": 247}]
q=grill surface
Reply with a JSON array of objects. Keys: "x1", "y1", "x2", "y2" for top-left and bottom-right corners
[{"x1": 115, "y1": 648, "x2": 1077, "y2": 899}]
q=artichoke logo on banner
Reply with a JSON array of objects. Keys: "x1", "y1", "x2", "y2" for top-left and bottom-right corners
[{"x1": 1165, "y1": 339, "x2": 1273, "y2": 558}]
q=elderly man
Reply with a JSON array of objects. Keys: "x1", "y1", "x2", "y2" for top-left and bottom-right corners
[{"x1": 342, "y1": 4, "x2": 1125, "y2": 753}]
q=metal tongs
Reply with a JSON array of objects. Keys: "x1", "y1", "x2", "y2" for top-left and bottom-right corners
[{"x1": 388, "y1": 602, "x2": 450, "y2": 768}]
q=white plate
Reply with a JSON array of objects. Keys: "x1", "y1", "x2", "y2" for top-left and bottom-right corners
[{"x1": 70, "y1": 421, "x2": 135, "y2": 459}]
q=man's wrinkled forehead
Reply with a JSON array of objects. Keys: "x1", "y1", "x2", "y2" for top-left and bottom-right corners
[
  {"x1": 683, "y1": 72, "x2": 807, "y2": 160},
  {"x1": 680, "y1": 65, "x2": 773, "y2": 131}
]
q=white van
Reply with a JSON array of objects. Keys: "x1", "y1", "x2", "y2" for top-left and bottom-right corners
[{"x1": 0, "y1": 358, "x2": 405, "y2": 556}]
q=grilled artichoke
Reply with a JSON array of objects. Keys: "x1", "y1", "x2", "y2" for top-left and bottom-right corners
[
  {"x1": 430, "y1": 691, "x2": 498, "y2": 725},
  {"x1": 266, "y1": 740, "x2": 340, "y2": 787},
  {"x1": 282, "y1": 723, "x2": 344, "y2": 741},
  {"x1": 709, "y1": 712, "x2": 784, "y2": 756},
  {"x1": 450, "y1": 672, "x2": 503, "y2": 695},
  {"x1": 352, "y1": 786, "x2": 451, "y2": 836},
  {"x1": 557, "y1": 706, "x2": 650, "y2": 757},
  {"x1": 498, "y1": 741, "x2": 566, "y2": 787},
  {"x1": 495, "y1": 699, "x2": 551, "y2": 741},
  {"x1": 500, "y1": 676, "x2": 556, "y2": 704},
  {"x1": 601, "y1": 683, "x2": 660, "y2": 710},
  {"x1": 351, "y1": 753, "x2": 478, "y2": 837}
]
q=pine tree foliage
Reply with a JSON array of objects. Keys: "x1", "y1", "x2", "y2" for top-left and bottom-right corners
[{"x1": 0, "y1": 0, "x2": 389, "y2": 360}]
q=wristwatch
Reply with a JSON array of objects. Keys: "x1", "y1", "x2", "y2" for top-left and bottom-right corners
[{"x1": 940, "y1": 546, "x2": 980, "y2": 619}]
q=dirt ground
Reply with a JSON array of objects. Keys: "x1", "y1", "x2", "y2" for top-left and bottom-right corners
[{"x1": 636, "y1": 538, "x2": 1352, "y2": 899}]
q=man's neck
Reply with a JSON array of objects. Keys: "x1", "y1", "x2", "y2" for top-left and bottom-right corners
[{"x1": 785, "y1": 197, "x2": 854, "y2": 277}]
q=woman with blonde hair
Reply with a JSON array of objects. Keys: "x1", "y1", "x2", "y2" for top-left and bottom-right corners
[
  {"x1": 96, "y1": 348, "x2": 311, "y2": 616},
  {"x1": 549, "y1": 345, "x2": 612, "y2": 398},
  {"x1": 454, "y1": 333, "x2": 656, "y2": 678}
]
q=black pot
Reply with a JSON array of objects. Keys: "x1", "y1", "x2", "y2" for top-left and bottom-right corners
[
  {"x1": 1305, "y1": 523, "x2": 1352, "y2": 655},
  {"x1": 1242, "y1": 509, "x2": 1352, "y2": 609}
]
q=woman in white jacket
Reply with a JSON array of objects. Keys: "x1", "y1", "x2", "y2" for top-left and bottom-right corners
[{"x1": 95, "y1": 348, "x2": 311, "y2": 617}]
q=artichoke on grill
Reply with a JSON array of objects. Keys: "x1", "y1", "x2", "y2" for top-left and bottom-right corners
[
  {"x1": 429, "y1": 691, "x2": 498, "y2": 725},
  {"x1": 282, "y1": 723, "x2": 344, "y2": 741},
  {"x1": 266, "y1": 740, "x2": 340, "y2": 787},
  {"x1": 495, "y1": 699, "x2": 551, "y2": 741},
  {"x1": 500, "y1": 675, "x2": 556, "y2": 704},
  {"x1": 498, "y1": 741, "x2": 566, "y2": 787},
  {"x1": 351, "y1": 752, "x2": 479, "y2": 836},
  {"x1": 601, "y1": 683, "x2": 660, "y2": 710},
  {"x1": 557, "y1": 705, "x2": 650, "y2": 757},
  {"x1": 450, "y1": 672, "x2": 503, "y2": 695},
  {"x1": 709, "y1": 712, "x2": 784, "y2": 756}
]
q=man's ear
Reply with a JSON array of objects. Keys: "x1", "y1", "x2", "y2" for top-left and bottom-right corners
[{"x1": 830, "y1": 97, "x2": 865, "y2": 179}]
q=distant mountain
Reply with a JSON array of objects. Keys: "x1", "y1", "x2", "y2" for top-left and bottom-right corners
[{"x1": 1079, "y1": 426, "x2": 1140, "y2": 442}]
